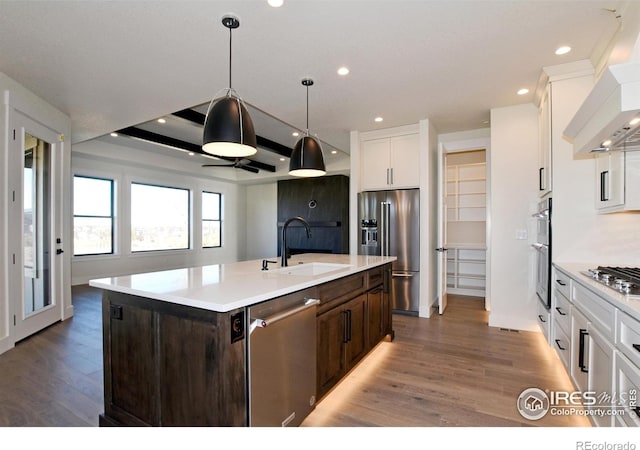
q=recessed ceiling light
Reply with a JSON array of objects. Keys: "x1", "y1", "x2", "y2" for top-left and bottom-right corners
[
  {"x1": 337, "y1": 67, "x2": 350, "y2": 76},
  {"x1": 279, "y1": 157, "x2": 286, "y2": 161},
  {"x1": 268, "y1": 0, "x2": 283, "y2": 7},
  {"x1": 374, "y1": 117, "x2": 383, "y2": 123},
  {"x1": 331, "y1": 150, "x2": 337, "y2": 154},
  {"x1": 517, "y1": 88, "x2": 529, "y2": 95},
  {"x1": 188, "y1": 152, "x2": 195, "y2": 156},
  {"x1": 555, "y1": 46, "x2": 571, "y2": 55},
  {"x1": 157, "y1": 118, "x2": 166, "y2": 124},
  {"x1": 602, "y1": 139, "x2": 612, "y2": 147},
  {"x1": 630, "y1": 117, "x2": 640, "y2": 126},
  {"x1": 110, "y1": 132, "x2": 118, "y2": 137}
]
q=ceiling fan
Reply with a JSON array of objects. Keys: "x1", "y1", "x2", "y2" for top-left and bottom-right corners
[{"x1": 202, "y1": 157, "x2": 260, "y2": 173}]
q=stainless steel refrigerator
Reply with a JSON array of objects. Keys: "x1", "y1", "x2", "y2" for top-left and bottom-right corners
[{"x1": 358, "y1": 189, "x2": 419, "y2": 314}]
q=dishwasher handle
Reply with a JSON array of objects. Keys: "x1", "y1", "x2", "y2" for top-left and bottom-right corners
[{"x1": 250, "y1": 298, "x2": 320, "y2": 334}]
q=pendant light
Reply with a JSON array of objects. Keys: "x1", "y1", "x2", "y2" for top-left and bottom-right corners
[
  {"x1": 289, "y1": 78, "x2": 326, "y2": 177},
  {"x1": 202, "y1": 15, "x2": 257, "y2": 157}
]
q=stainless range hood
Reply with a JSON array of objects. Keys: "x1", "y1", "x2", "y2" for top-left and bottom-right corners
[{"x1": 564, "y1": 61, "x2": 640, "y2": 155}]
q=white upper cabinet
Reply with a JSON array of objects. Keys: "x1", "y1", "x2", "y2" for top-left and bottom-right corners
[
  {"x1": 360, "y1": 132, "x2": 419, "y2": 191},
  {"x1": 595, "y1": 151, "x2": 640, "y2": 213},
  {"x1": 538, "y1": 83, "x2": 552, "y2": 196}
]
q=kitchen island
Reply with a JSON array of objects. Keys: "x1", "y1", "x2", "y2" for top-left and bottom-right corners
[{"x1": 90, "y1": 253, "x2": 396, "y2": 426}]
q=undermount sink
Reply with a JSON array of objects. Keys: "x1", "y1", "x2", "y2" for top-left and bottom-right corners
[{"x1": 272, "y1": 262, "x2": 352, "y2": 276}]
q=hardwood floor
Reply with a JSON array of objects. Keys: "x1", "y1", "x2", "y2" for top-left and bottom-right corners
[{"x1": 0, "y1": 287, "x2": 589, "y2": 427}]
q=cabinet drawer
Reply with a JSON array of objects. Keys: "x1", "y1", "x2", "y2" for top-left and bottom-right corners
[
  {"x1": 366, "y1": 266, "x2": 384, "y2": 289},
  {"x1": 573, "y1": 283, "x2": 616, "y2": 341},
  {"x1": 617, "y1": 311, "x2": 640, "y2": 369},
  {"x1": 553, "y1": 288, "x2": 571, "y2": 336},
  {"x1": 537, "y1": 300, "x2": 550, "y2": 343},
  {"x1": 614, "y1": 352, "x2": 640, "y2": 427},
  {"x1": 552, "y1": 269, "x2": 571, "y2": 300},
  {"x1": 317, "y1": 272, "x2": 366, "y2": 314},
  {"x1": 553, "y1": 321, "x2": 571, "y2": 371}
]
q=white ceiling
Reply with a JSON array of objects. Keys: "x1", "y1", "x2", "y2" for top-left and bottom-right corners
[{"x1": 0, "y1": 0, "x2": 626, "y2": 157}]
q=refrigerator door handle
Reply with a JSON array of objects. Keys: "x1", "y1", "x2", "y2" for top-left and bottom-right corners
[
  {"x1": 392, "y1": 272, "x2": 415, "y2": 278},
  {"x1": 380, "y1": 201, "x2": 390, "y2": 256}
]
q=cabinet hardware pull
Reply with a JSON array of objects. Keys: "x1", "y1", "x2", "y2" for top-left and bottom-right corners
[
  {"x1": 600, "y1": 170, "x2": 609, "y2": 202},
  {"x1": 555, "y1": 307, "x2": 567, "y2": 316},
  {"x1": 346, "y1": 309, "x2": 352, "y2": 342},
  {"x1": 579, "y1": 329, "x2": 589, "y2": 373},
  {"x1": 556, "y1": 280, "x2": 566, "y2": 286},
  {"x1": 555, "y1": 339, "x2": 566, "y2": 351},
  {"x1": 538, "y1": 314, "x2": 546, "y2": 323},
  {"x1": 539, "y1": 167, "x2": 544, "y2": 191},
  {"x1": 633, "y1": 344, "x2": 640, "y2": 353},
  {"x1": 342, "y1": 310, "x2": 349, "y2": 344}
]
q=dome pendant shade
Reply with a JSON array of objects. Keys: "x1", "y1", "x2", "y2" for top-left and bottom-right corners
[
  {"x1": 289, "y1": 135, "x2": 326, "y2": 177},
  {"x1": 202, "y1": 95, "x2": 257, "y2": 157}
]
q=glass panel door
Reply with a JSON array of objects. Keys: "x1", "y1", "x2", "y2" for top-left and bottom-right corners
[
  {"x1": 23, "y1": 132, "x2": 51, "y2": 316},
  {"x1": 11, "y1": 111, "x2": 63, "y2": 343}
]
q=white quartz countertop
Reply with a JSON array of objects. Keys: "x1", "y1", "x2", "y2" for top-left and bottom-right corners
[
  {"x1": 89, "y1": 253, "x2": 396, "y2": 313},
  {"x1": 554, "y1": 262, "x2": 640, "y2": 321}
]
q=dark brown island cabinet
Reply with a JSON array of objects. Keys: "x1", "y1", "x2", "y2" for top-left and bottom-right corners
[{"x1": 99, "y1": 263, "x2": 393, "y2": 426}]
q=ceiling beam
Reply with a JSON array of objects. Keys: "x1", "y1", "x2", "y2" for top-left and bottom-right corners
[
  {"x1": 117, "y1": 126, "x2": 276, "y2": 173},
  {"x1": 172, "y1": 108, "x2": 293, "y2": 158}
]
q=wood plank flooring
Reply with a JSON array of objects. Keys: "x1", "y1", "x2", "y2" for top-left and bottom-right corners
[{"x1": 0, "y1": 287, "x2": 589, "y2": 427}]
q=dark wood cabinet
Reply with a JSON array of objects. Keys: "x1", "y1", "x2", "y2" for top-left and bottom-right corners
[
  {"x1": 101, "y1": 291, "x2": 246, "y2": 426},
  {"x1": 317, "y1": 264, "x2": 393, "y2": 399}
]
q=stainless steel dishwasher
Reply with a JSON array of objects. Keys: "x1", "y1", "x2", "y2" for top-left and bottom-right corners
[{"x1": 247, "y1": 287, "x2": 319, "y2": 427}]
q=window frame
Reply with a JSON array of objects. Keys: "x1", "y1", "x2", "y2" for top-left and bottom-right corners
[
  {"x1": 202, "y1": 190, "x2": 222, "y2": 249},
  {"x1": 73, "y1": 175, "x2": 115, "y2": 256},
  {"x1": 130, "y1": 181, "x2": 191, "y2": 253}
]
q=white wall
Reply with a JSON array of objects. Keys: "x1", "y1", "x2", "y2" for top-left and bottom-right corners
[
  {"x1": 245, "y1": 182, "x2": 278, "y2": 260},
  {"x1": 71, "y1": 140, "x2": 246, "y2": 284},
  {"x1": 489, "y1": 103, "x2": 539, "y2": 331}
]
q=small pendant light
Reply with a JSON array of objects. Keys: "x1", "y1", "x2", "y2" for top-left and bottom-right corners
[
  {"x1": 202, "y1": 15, "x2": 257, "y2": 157},
  {"x1": 289, "y1": 78, "x2": 326, "y2": 177}
]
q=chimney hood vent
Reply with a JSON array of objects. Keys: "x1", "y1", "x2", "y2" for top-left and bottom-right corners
[{"x1": 564, "y1": 61, "x2": 640, "y2": 155}]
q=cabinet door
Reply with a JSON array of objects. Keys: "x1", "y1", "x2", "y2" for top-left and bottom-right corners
[
  {"x1": 570, "y1": 307, "x2": 589, "y2": 393},
  {"x1": 317, "y1": 305, "x2": 347, "y2": 398},
  {"x1": 588, "y1": 324, "x2": 615, "y2": 427},
  {"x1": 596, "y1": 152, "x2": 624, "y2": 210},
  {"x1": 390, "y1": 133, "x2": 420, "y2": 188},
  {"x1": 107, "y1": 301, "x2": 157, "y2": 425},
  {"x1": 538, "y1": 83, "x2": 552, "y2": 196},
  {"x1": 344, "y1": 294, "x2": 368, "y2": 369},
  {"x1": 360, "y1": 138, "x2": 391, "y2": 191}
]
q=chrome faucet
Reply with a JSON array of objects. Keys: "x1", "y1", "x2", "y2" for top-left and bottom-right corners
[{"x1": 281, "y1": 216, "x2": 312, "y2": 267}]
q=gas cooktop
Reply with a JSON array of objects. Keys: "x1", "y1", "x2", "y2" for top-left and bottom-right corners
[{"x1": 582, "y1": 266, "x2": 640, "y2": 297}]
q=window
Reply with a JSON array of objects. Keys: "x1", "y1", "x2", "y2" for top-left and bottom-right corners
[
  {"x1": 202, "y1": 191, "x2": 222, "y2": 248},
  {"x1": 131, "y1": 182, "x2": 190, "y2": 252},
  {"x1": 73, "y1": 176, "x2": 114, "y2": 256}
]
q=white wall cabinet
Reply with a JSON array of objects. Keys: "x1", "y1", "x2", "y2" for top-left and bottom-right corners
[
  {"x1": 595, "y1": 151, "x2": 640, "y2": 213},
  {"x1": 360, "y1": 133, "x2": 419, "y2": 191},
  {"x1": 538, "y1": 83, "x2": 552, "y2": 196}
]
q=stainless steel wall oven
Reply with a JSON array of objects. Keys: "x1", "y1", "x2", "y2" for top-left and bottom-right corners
[{"x1": 532, "y1": 198, "x2": 551, "y2": 309}]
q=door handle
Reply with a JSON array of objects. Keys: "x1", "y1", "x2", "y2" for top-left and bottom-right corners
[
  {"x1": 600, "y1": 170, "x2": 609, "y2": 202},
  {"x1": 250, "y1": 298, "x2": 319, "y2": 334},
  {"x1": 56, "y1": 249, "x2": 64, "y2": 255},
  {"x1": 392, "y1": 273, "x2": 415, "y2": 278},
  {"x1": 539, "y1": 167, "x2": 544, "y2": 191},
  {"x1": 435, "y1": 247, "x2": 448, "y2": 252}
]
